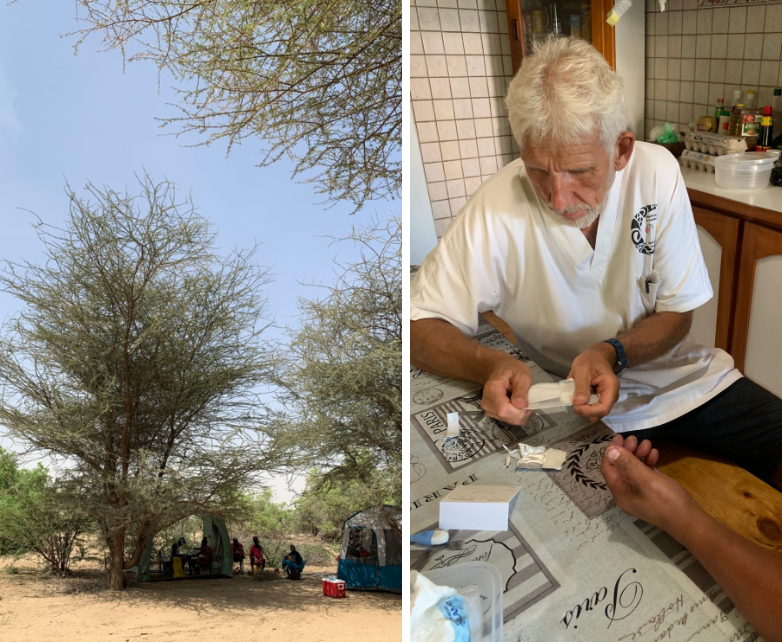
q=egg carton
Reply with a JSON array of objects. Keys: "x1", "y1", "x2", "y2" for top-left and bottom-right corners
[
  {"x1": 684, "y1": 131, "x2": 747, "y2": 155},
  {"x1": 680, "y1": 149, "x2": 717, "y2": 173}
]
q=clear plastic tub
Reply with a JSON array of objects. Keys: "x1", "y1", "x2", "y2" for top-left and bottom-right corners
[
  {"x1": 417, "y1": 562, "x2": 504, "y2": 642},
  {"x1": 713, "y1": 150, "x2": 780, "y2": 190}
]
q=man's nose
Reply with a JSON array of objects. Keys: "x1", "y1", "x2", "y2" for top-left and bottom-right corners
[{"x1": 550, "y1": 175, "x2": 572, "y2": 211}]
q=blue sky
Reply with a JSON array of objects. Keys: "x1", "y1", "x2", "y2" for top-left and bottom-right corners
[{"x1": 0, "y1": 2, "x2": 398, "y2": 502}]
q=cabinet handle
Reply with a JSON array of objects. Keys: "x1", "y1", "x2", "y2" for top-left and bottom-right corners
[{"x1": 512, "y1": 18, "x2": 520, "y2": 40}]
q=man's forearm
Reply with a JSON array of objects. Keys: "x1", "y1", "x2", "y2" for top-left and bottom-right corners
[
  {"x1": 411, "y1": 318, "x2": 516, "y2": 384},
  {"x1": 614, "y1": 311, "x2": 693, "y2": 368},
  {"x1": 682, "y1": 510, "x2": 782, "y2": 641}
]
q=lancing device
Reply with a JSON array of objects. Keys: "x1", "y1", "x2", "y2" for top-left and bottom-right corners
[{"x1": 410, "y1": 529, "x2": 449, "y2": 546}]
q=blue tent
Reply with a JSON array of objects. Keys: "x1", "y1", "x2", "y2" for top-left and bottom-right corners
[{"x1": 337, "y1": 505, "x2": 402, "y2": 594}]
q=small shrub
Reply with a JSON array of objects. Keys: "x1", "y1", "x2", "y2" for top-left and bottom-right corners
[{"x1": 298, "y1": 543, "x2": 338, "y2": 567}]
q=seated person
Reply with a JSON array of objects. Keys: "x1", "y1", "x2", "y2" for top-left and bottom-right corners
[
  {"x1": 281, "y1": 544, "x2": 303, "y2": 577},
  {"x1": 249, "y1": 536, "x2": 265, "y2": 573},
  {"x1": 600, "y1": 435, "x2": 782, "y2": 641},
  {"x1": 190, "y1": 537, "x2": 212, "y2": 575},
  {"x1": 357, "y1": 531, "x2": 375, "y2": 559},
  {"x1": 169, "y1": 539, "x2": 190, "y2": 576},
  {"x1": 232, "y1": 537, "x2": 245, "y2": 573},
  {"x1": 410, "y1": 36, "x2": 782, "y2": 489}
]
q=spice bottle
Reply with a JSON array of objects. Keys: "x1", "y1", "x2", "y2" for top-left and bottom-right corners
[
  {"x1": 736, "y1": 92, "x2": 762, "y2": 150},
  {"x1": 729, "y1": 103, "x2": 744, "y2": 136},
  {"x1": 759, "y1": 106, "x2": 774, "y2": 151},
  {"x1": 772, "y1": 89, "x2": 782, "y2": 141},
  {"x1": 715, "y1": 98, "x2": 724, "y2": 121},
  {"x1": 718, "y1": 109, "x2": 732, "y2": 134}
]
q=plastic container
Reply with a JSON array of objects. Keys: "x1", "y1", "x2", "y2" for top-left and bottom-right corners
[
  {"x1": 322, "y1": 578, "x2": 346, "y2": 598},
  {"x1": 714, "y1": 151, "x2": 781, "y2": 190},
  {"x1": 417, "y1": 562, "x2": 504, "y2": 642}
]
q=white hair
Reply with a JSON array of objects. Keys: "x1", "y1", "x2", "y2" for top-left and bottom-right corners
[{"x1": 505, "y1": 37, "x2": 629, "y2": 154}]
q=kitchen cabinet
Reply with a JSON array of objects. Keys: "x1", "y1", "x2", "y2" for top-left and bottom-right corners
[
  {"x1": 733, "y1": 222, "x2": 782, "y2": 396},
  {"x1": 688, "y1": 189, "x2": 782, "y2": 399},
  {"x1": 504, "y1": 0, "x2": 617, "y2": 75},
  {"x1": 690, "y1": 207, "x2": 740, "y2": 352}
]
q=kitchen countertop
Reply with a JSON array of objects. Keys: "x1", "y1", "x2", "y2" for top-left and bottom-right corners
[{"x1": 680, "y1": 165, "x2": 782, "y2": 214}]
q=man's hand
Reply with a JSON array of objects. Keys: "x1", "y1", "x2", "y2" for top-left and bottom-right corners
[
  {"x1": 480, "y1": 357, "x2": 535, "y2": 426},
  {"x1": 568, "y1": 343, "x2": 620, "y2": 422},
  {"x1": 601, "y1": 434, "x2": 705, "y2": 544}
]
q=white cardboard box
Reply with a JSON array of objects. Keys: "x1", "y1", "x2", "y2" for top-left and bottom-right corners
[{"x1": 438, "y1": 485, "x2": 522, "y2": 531}]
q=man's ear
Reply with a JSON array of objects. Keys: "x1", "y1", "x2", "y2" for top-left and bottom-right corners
[{"x1": 614, "y1": 131, "x2": 636, "y2": 171}]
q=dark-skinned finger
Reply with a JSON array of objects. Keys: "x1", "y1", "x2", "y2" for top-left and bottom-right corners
[
  {"x1": 600, "y1": 454, "x2": 625, "y2": 490},
  {"x1": 624, "y1": 435, "x2": 638, "y2": 453},
  {"x1": 635, "y1": 439, "x2": 653, "y2": 462},
  {"x1": 646, "y1": 448, "x2": 660, "y2": 469}
]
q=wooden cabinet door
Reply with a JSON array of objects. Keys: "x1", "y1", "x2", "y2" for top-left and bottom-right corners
[
  {"x1": 690, "y1": 207, "x2": 741, "y2": 353},
  {"x1": 505, "y1": 0, "x2": 616, "y2": 76},
  {"x1": 732, "y1": 222, "x2": 782, "y2": 396}
]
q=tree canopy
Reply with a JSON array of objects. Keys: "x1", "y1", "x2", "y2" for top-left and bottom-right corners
[
  {"x1": 0, "y1": 175, "x2": 280, "y2": 589},
  {"x1": 72, "y1": 0, "x2": 402, "y2": 209},
  {"x1": 272, "y1": 216, "x2": 402, "y2": 507}
]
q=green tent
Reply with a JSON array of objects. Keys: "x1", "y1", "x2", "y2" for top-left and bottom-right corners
[{"x1": 137, "y1": 516, "x2": 233, "y2": 582}]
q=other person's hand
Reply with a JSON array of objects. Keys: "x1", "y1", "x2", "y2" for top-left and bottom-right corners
[
  {"x1": 601, "y1": 435, "x2": 705, "y2": 544},
  {"x1": 480, "y1": 357, "x2": 535, "y2": 426},
  {"x1": 568, "y1": 343, "x2": 620, "y2": 422}
]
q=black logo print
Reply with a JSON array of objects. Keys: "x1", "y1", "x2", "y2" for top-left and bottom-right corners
[{"x1": 631, "y1": 204, "x2": 657, "y2": 255}]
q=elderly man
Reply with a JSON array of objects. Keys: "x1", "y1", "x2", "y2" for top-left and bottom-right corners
[{"x1": 411, "y1": 37, "x2": 782, "y2": 489}]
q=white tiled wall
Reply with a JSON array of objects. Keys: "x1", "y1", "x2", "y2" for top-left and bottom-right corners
[
  {"x1": 411, "y1": 0, "x2": 519, "y2": 238},
  {"x1": 645, "y1": 0, "x2": 782, "y2": 137}
]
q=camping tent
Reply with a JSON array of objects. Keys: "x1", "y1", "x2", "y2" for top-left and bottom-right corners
[
  {"x1": 137, "y1": 515, "x2": 233, "y2": 582},
  {"x1": 337, "y1": 505, "x2": 402, "y2": 593}
]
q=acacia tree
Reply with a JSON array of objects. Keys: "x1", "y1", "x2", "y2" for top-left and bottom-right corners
[
  {"x1": 294, "y1": 472, "x2": 393, "y2": 540},
  {"x1": 0, "y1": 451, "x2": 87, "y2": 575},
  {"x1": 71, "y1": 0, "x2": 402, "y2": 209},
  {"x1": 272, "y1": 216, "x2": 401, "y2": 507},
  {"x1": 0, "y1": 175, "x2": 280, "y2": 589}
]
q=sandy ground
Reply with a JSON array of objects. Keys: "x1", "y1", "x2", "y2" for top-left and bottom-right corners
[{"x1": 0, "y1": 556, "x2": 401, "y2": 642}]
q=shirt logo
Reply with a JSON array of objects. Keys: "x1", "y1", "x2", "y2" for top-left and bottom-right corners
[{"x1": 631, "y1": 204, "x2": 657, "y2": 255}]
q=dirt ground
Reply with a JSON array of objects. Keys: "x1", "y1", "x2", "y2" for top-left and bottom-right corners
[{"x1": 0, "y1": 556, "x2": 401, "y2": 642}]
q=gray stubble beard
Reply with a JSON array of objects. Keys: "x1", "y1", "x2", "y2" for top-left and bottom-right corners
[{"x1": 542, "y1": 167, "x2": 617, "y2": 230}]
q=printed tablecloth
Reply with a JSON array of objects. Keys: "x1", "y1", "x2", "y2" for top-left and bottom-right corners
[{"x1": 410, "y1": 319, "x2": 757, "y2": 642}]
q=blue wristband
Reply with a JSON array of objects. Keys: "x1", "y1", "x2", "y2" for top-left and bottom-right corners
[{"x1": 603, "y1": 338, "x2": 629, "y2": 376}]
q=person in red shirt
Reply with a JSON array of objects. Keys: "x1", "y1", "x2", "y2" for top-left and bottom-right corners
[
  {"x1": 249, "y1": 536, "x2": 265, "y2": 573},
  {"x1": 191, "y1": 537, "x2": 213, "y2": 575}
]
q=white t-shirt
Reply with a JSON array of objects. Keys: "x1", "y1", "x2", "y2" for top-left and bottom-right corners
[{"x1": 411, "y1": 142, "x2": 742, "y2": 432}]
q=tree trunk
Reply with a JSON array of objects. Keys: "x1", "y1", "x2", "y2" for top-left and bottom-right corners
[{"x1": 108, "y1": 530, "x2": 126, "y2": 590}]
